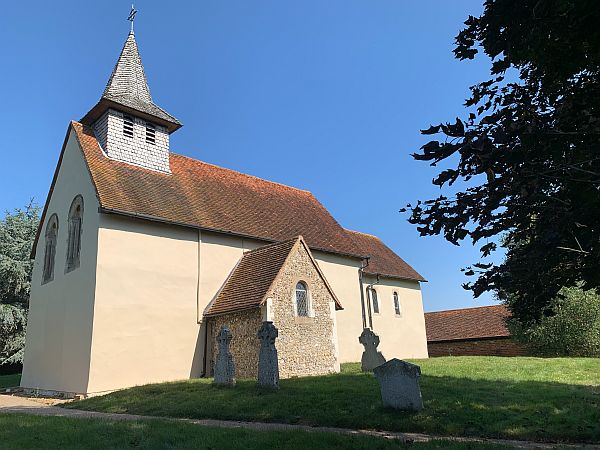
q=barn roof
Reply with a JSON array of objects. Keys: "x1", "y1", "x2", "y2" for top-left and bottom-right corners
[{"x1": 424, "y1": 305, "x2": 512, "y2": 342}]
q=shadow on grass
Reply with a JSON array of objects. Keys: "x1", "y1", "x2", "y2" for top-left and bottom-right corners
[{"x1": 66, "y1": 371, "x2": 600, "y2": 444}]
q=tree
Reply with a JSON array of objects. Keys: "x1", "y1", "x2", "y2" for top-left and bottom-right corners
[
  {"x1": 403, "y1": 0, "x2": 600, "y2": 324},
  {"x1": 509, "y1": 286, "x2": 600, "y2": 356},
  {"x1": 0, "y1": 203, "x2": 40, "y2": 365}
]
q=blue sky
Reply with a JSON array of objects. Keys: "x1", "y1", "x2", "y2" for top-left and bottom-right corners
[{"x1": 0, "y1": 1, "x2": 501, "y2": 312}]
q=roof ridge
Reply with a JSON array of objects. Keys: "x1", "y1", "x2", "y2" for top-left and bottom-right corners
[
  {"x1": 170, "y1": 152, "x2": 312, "y2": 194},
  {"x1": 345, "y1": 229, "x2": 380, "y2": 239},
  {"x1": 426, "y1": 304, "x2": 508, "y2": 315},
  {"x1": 243, "y1": 236, "x2": 301, "y2": 256}
]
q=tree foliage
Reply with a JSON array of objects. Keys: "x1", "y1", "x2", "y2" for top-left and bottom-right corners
[
  {"x1": 509, "y1": 286, "x2": 600, "y2": 356},
  {"x1": 0, "y1": 203, "x2": 40, "y2": 365},
  {"x1": 403, "y1": 0, "x2": 600, "y2": 323}
]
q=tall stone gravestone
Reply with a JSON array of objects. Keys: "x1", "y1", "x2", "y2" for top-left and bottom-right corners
[
  {"x1": 213, "y1": 326, "x2": 235, "y2": 386},
  {"x1": 373, "y1": 358, "x2": 423, "y2": 411},
  {"x1": 359, "y1": 328, "x2": 386, "y2": 371},
  {"x1": 257, "y1": 321, "x2": 279, "y2": 389}
]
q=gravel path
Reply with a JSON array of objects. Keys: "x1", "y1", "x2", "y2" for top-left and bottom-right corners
[{"x1": 1, "y1": 394, "x2": 596, "y2": 449}]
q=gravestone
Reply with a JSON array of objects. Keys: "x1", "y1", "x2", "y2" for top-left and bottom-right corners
[
  {"x1": 359, "y1": 328, "x2": 386, "y2": 371},
  {"x1": 257, "y1": 321, "x2": 279, "y2": 389},
  {"x1": 213, "y1": 325, "x2": 236, "y2": 386},
  {"x1": 373, "y1": 358, "x2": 423, "y2": 411}
]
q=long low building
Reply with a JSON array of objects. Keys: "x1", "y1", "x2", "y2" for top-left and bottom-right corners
[{"x1": 424, "y1": 305, "x2": 528, "y2": 357}]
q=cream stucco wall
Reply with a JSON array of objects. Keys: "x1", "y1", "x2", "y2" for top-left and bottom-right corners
[
  {"x1": 21, "y1": 129, "x2": 100, "y2": 394},
  {"x1": 363, "y1": 275, "x2": 429, "y2": 359},
  {"x1": 87, "y1": 215, "x2": 200, "y2": 393},
  {"x1": 312, "y1": 252, "x2": 428, "y2": 362},
  {"x1": 312, "y1": 251, "x2": 365, "y2": 363}
]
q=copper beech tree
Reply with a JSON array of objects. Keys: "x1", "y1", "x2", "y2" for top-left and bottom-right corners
[{"x1": 403, "y1": 0, "x2": 600, "y2": 324}]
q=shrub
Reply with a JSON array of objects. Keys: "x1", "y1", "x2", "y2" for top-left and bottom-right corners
[{"x1": 510, "y1": 286, "x2": 600, "y2": 357}]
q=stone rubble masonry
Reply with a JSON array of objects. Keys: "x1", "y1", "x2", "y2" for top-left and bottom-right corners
[
  {"x1": 207, "y1": 243, "x2": 339, "y2": 379},
  {"x1": 93, "y1": 109, "x2": 171, "y2": 173},
  {"x1": 427, "y1": 337, "x2": 528, "y2": 357},
  {"x1": 268, "y1": 243, "x2": 338, "y2": 379},
  {"x1": 209, "y1": 309, "x2": 263, "y2": 379}
]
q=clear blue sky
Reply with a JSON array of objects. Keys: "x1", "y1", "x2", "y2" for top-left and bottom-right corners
[{"x1": 0, "y1": 0, "x2": 501, "y2": 312}]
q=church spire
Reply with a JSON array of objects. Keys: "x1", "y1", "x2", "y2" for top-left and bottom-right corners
[
  {"x1": 81, "y1": 9, "x2": 181, "y2": 173},
  {"x1": 81, "y1": 10, "x2": 181, "y2": 133}
]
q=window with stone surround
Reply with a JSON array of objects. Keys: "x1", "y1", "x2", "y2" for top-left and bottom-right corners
[
  {"x1": 123, "y1": 115, "x2": 134, "y2": 138},
  {"x1": 66, "y1": 196, "x2": 83, "y2": 273},
  {"x1": 295, "y1": 281, "x2": 309, "y2": 317},
  {"x1": 42, "y1": 214, "x2": 58, "y2": 284},
  {"x1": 393, "y1": 291, "x2": 401, "y2": 316},
  {"x1": 368, "y1": 287, "x2": 379, "y2": 314},
  {"x1": 145, "y1": 122, "x2": 156, "y2": 145}
]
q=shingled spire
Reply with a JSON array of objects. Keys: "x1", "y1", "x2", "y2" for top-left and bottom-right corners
[
  {"x1": 82, "y1": 26, "x2": 181, "y2": 173},
  {"x1": 82, "y1": 31, "x2": 181, "y2": 133}
]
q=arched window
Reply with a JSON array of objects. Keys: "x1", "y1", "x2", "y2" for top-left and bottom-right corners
[
  {"x1": 368, "y1": 287, "x2": 379, "y2": 314},
  {"x1": 295, "y1": 281, "x2": 309, "y2": 317},
  {"x1": 43, "y1": 214, "x2": 58, "y2": 283},
  {"x1": 393, "y1": 292, "x2": 401, "y2": 316},
  {"x1": 66, "y1": 196, "x2": 84, "y2": 272}
]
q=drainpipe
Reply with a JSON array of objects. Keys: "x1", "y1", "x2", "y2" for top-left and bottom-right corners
[
  {"x1": 358, "y1": 257, "x2": 370, "y2": 329},
  {"x1": 365, "y1": 274, "x2": 382, "y2": 330}
]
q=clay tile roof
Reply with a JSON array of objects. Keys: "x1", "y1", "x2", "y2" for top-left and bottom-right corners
[
  {"x1": 345, "y1": 230, "x2": 425, "y2": 282},
  {"x1": 71, "y1": 122, "x2": 364, "y2": 258},
  {"x1": 424, "y1": 305, "x2": 512, "y2": 342},
  {"x1": 204, "y1": 236, "x2": 342, "y2": 317},
  {"x1": 205, "y1": 238, "x2": 298, "y2": 317}
]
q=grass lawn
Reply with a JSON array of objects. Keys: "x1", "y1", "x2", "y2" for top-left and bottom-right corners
[
  {"x1": 0, "y1": 373, "x2": 20, "y2": 389},
  {"x1": 0, "y1": 414, "x2": 518, "y2": 450},
  {"x1": 65, "y1": 357, "x2": 600, "y2": 444}
]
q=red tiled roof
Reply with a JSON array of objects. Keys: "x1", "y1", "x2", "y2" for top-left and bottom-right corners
[
  {"x1": 204, "y1": 237, "x2": 342, "y2": 317},
  {"x1": 70, "y1": 122, "x2": 363, "y2": 258},
  {"x1": 424, "y1": 305, "x2": 511, "y2": 342},
  {"x1": 345, "y1": 230, "x2": 425, "y2": 282},
  {"x1": 32, "y1": 122, "x2": 427, "y2": 284}
]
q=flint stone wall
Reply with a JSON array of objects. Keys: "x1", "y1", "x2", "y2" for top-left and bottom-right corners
[
  {"x1": 207, "y1": 243, "x2": 339, "y2": 379},
  {"x1": 270, "y1": 244, "x2": 338, "y2": 378},
  {"x1": 208, "y1": 309, "x2": 263, "y2": 379}
]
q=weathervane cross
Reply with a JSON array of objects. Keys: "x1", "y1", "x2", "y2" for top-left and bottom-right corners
[{"x1": 127, "y1": 4, "x2": 138, "y2": 33}]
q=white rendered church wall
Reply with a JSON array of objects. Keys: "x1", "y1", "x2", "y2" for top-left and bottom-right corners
[
  {"x1": 197, "y1": 231, "x2": 265, "y2": 319},
  {"x1": 312, "y1": 251, "x2": 365, "y2": 363},
  {"x1": 314, "y1": 252, "x2": 429, "y2": 362},
  {"x1": 21, "y1": 129, "x2": 101, "y2": 394},
  {"x1": 88, "y1": 215, "x2": 199, "y2": 393},
  {"x1": 363, "y1": 275, "x2": 429, "y2": 360}
]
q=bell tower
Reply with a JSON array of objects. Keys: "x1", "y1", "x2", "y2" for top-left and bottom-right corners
[{"x1": 81, "y1": 10, "x2": 181, "y2": 173}]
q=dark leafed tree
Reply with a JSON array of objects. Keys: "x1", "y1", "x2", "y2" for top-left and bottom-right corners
[
  {"x1": 0, "y1": 203, "x2": 40, "y2": 365},
  {"x1": 403, "y1": 0, "x2": 600, "y2": 324}
]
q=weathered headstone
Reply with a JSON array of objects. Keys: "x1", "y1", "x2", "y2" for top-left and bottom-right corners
[
  {"x1": 359, "y1": 328, "x2": 386, "y2": 371},
  {"x1": 257, "y1": 321, "x2": 279, "y2": 389},
  {"x1": 373, "y1": 358, "x2": 423, "y2": 411},
  {"x1": 213, "y1": 326, "x2": 236, "y2": 386}
]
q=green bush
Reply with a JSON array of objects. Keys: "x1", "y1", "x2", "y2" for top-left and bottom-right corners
[
  {"x1": 510, "y1": 286, "x2": 600, "y2": 357},
  {"x1": 0, "y1": 203, "x2": 39, "y2": 365}
]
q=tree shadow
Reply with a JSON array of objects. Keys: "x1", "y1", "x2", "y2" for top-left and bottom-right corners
[{"x1": 66, "y1": 371, "x2": 600, "y2": 444}]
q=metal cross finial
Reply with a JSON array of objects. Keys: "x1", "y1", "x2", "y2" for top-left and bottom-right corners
[{"x1": 127, "y1": 4, "x2": 138, "y2": 33}]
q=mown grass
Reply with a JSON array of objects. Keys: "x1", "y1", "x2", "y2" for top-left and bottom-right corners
[
  {"x1": 0, "y1": 414, "x2": 517, "y2": 450},
  {"x1": 65, "y1": 357, "x2": 600, "y2": 444},
  {"x1": 0, "y1": 373, "x2": 20, "y2": 389}
]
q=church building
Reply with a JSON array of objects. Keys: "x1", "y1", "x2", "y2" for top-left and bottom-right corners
[{"x1": 21, "y1": 27, "x2": 428, "y2": 396}]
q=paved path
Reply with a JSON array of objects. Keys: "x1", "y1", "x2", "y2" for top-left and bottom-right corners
[{"x1": 1, "y1": 394, "x2": 597, "y2": 449}]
